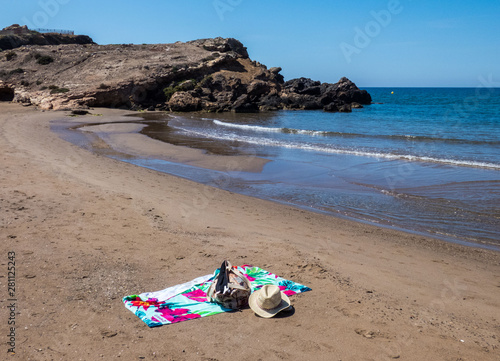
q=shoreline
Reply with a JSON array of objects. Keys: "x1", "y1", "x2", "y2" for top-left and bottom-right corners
[
  {"x1": 2, "y1": 103, "x2": 500, "y2": 360},
  {"x1": 56, "y1": 117, "x2": 271, "y2": 173}
]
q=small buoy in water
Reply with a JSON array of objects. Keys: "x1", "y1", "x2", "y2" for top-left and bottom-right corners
[{"x1": 391, "y1": 91, "x2": 394, "y2": 94}]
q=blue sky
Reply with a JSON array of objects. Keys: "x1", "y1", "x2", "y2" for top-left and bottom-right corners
[{"x1": 1, "y1": 0, "x2": 499, "y2": 87}]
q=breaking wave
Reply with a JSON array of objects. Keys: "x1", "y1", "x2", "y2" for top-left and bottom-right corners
[
  {"x1": 211, "y1": 119, "x2": 500, "y2": 145},
  {"x1": 175, "y1": 124, "x2": 500, "y2": 170}
]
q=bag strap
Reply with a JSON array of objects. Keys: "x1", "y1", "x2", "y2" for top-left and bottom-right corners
[
  {"x1": 207, "y1": 261, "x2": 227, "y2": 300},
  {"x1": 215, "y1": 260, "x2": 229, "y2": 293}
]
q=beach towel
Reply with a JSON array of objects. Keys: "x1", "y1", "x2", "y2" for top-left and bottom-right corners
[{"x1": 123, "y1": 264, "x2": 311, "y2": 327}]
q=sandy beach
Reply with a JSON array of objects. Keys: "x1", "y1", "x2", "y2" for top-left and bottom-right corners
[{"x1": 1, "y1": 103, "x2": 499, "y2": 360}]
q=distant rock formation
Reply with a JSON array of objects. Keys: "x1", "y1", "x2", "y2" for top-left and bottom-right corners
[
  {"x1": 0, "y1": 24, "x2": 30, "y2": 35},
  {"x1": 0, "y1": 27, "x2": 371, "y2": 112},
  {"x1": 281, "y1": 77, "x2": 371, "y2": 112},
  {"x1": 0, "y1": 24, "x2": 94, "y2": 51}
]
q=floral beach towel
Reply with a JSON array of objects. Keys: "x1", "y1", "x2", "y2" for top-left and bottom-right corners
[{"x1": 123, "y1": 265, "x2": 311, "y2": 327}]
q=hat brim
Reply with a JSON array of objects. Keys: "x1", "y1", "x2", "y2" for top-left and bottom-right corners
[{"x1": 249, "y1": 288, "x2": 291, "y2": 318}]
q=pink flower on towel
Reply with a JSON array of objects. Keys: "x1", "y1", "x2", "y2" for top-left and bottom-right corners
[
  {"x1": 244, "y1": 274, "x2": 256, "y2": 282},
  {"x1": 154, "y1": 307, "x2": 201, "y2": 323},
  {"x1": 128, "y1": 297, "x2": 165, "y2": 311},
  {"x1": 182, "y1": 289, "x2": 207, "y2": 302},
  {"x1": 277, "y1": 286, "x2": 296, "y2": 297}
]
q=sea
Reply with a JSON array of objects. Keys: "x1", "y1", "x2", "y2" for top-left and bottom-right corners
[{"x1": 59, "y1": 87, "x2": 500, "y2": 250}]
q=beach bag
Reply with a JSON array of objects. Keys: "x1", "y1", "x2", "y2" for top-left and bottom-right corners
[{"x1": 207, "y1": 260, "x2": 252, "y2": 310}]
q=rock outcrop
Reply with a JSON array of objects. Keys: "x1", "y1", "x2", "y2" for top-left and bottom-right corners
[
  {"x1": 280, "y1": 77, "x2": 371, "y2": 111},
  {"x1": 0, "y1": 24, "x2": 94, "y2": 51},
  {"x1": 0, "y1": 27, "x2": 371, "y2": 112}
]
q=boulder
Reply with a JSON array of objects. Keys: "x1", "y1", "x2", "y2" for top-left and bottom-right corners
[
  {"x1": 332, "y1": 77, "x2": 372, "y2": 104},
  {"x1": 247, "y1": 80, "x2": 271, "y2": 97},
  {"x1": 12, "y1": 90, "x2": 31, "y2": 104},
  {"x1": 258, "y1": 94, "x2": 282, "y2": 111},
  {"x1": 188, "y1": 37, "x2": 249, "y2": 58},
  {"x1": 280, "y1": 93, "x2": 310, "y2": 109},
  {"x1": 323, "y1": 100, "x2": 352, "y2": 113},
  {"x1": 323, "y1": 102, "x2": 339, "y2": 112},
  {"x1": 302, "y1": 100, "x2": 323, "y2": 110},
  {"x1": 232, "y1": 94, "x2": 258, "y2": 113},
  {"x1": 338, "y1": 103, "x2": 352, "y2": 113},
  {"x1": 168, "y1": 91, "x2": 201, "y2": 111},
  {"x1": 177, "y1": 79, "x2": 197, "y2": 91},
  {"x1": 283, "y1": 78, "x2": 321, "y2": 94}
]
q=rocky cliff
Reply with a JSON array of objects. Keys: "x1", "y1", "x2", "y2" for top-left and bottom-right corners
[{"x1": 0, "y1": 31, "x2": 371, "y2": 112}]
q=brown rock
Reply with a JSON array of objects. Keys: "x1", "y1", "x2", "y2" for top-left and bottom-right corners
[
  {"x1": 168, "y1": 91, "x2": 201, "y2": 111},
  {"x1": 247, "y1": 80, "x2": 271, "y2": 97}
]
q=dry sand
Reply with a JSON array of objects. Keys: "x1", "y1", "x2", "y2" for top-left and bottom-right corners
[{"x1": 1, "y1": 103, "x2": 499, "y2": 361}]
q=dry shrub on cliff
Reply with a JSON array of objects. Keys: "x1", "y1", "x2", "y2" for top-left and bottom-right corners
[
  {"x1": 47, "y1": 84, "x2": 69, "y2": 94},
  {"x1": 163, "y1": 84, "x2": 182, "y2": 101},
  {"x1": 5, "y1": 51, "x2": 17, "y2": 61},
  {"x1": 36, "y1": 55, "x2": 54, "y2": 65}
]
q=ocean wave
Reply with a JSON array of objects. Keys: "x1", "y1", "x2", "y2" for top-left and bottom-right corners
[
  {"x1": 213, "y1": 120, "x2": 283, "y2": 133},
  {"x1": 211, "y1": 119, "x2": 500, "y2": 145},
  {"x1": 213, "y1": 119, "x2": 359, "y2": 137},
  {"x1": 177, "y1": 126, "x2": 500, "y2": 170}
]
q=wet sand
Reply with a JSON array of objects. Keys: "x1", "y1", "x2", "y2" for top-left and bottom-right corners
[
  {"x1": 77, "y1": 120, "x2": 270, "y2": 172},
  {"x1": 1, "y1": 103, "x2": 499, "y2": 360}
]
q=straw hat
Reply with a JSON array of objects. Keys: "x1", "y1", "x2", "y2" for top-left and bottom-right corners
[{"x1": 249, "y1": 285, "x2": 291, "y2": 318}]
